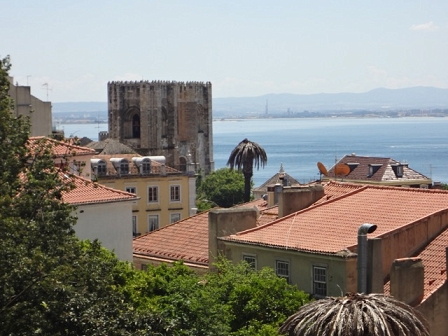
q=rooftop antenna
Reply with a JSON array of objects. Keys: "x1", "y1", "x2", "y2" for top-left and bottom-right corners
[
  {"x1": 42, "y1": 83, "x2": 52, "y2": 101},
  {"x1": 27, "y1": 75, "x2": 31, "y2": 86}
]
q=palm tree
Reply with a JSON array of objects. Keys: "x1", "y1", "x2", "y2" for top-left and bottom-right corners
[
  {"x1": 227, "y1": 138, "x2": 267, "y2": 203},
  {"x1": 279, "y1": 292, "x2": 429, "y2": 336}
]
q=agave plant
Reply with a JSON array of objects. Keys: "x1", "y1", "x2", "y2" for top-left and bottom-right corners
[{"x1": 279, "y1": 292, "x2": 429, "y2": 336}]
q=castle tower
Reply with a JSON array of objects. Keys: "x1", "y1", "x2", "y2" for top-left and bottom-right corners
[{"x1": 107, "y1": 80, "x2": 214, "y2": 175}]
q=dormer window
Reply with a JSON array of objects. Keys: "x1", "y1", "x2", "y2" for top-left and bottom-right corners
[
  {"x1": 110, "y1": 158, "x2": 129, "y2": 176},
  {"x1": 91, "y1": 159, "x2": 107, "y2": 177},
  {"x1": 391, "y1": 164, "x2": 404, "y2": 178},
  {"x1": 132, "y1": 157, "x2": 151, "y2": 175},
  {"x1": 346, "y1": 162, "x2": 359, "y2": 173},
  {"x1": 120, "y1": 161, "x2": 129, "y2": 174},
  {"x1": 368, "y1": 164, "x2": 382, "y2": 177}
]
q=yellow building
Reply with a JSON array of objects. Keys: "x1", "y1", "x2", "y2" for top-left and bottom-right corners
[{"x1": 91, "y1": 153, "x2": 196, "y2": 236}]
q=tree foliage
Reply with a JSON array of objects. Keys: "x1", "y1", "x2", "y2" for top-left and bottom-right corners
[
  {"x1": 121, "y1": 259, "x2": 311, "y2": 336},
  {"x1": 197, "y1": 168, "x2": 246, "y2": 209},
  {"x1": 0, "y1": 56, "x2": 164, "y2": 335}
]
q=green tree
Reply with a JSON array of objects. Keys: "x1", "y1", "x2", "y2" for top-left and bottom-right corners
[
  {"x1": 279, "y1": 292, "x2": 429, "y2": 336},
  {"x1": 0, "y1": 56, "x2": 163, "y2": 335},
  {"x1": 227, "y1": 138, "x2": 267, "y2": 203},
  {"x1": 197, "y1": 168, "x2": 246, "y2": 209}
]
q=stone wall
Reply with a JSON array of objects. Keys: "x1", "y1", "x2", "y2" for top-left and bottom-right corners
[{"x1": 108, "y1": 80, "x2": 214, "y2": 175}]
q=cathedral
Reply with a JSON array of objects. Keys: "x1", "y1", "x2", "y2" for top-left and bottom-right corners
[{"x1": 107, "y1": 80, "x2": 214, "y2": 175}]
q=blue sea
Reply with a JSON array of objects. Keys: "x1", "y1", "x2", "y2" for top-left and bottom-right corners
[{"x1": 60, "y1": 117, "x2": 448, "y2": 186}]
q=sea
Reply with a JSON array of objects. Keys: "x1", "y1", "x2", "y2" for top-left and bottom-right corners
[{"x1": 60, "y1": 117, "x2": 448, "y2": 187}]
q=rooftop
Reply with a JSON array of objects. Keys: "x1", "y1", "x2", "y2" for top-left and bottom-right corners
[
  {"x1": 222, "y1": 185, "x2": 448, "y2": 255},
  {"x1": 28, "y1": 136, "x2": 96, "y2": 157},
  {"x1": 62, "y1": 173, "x2": 138, "y2": 205}
]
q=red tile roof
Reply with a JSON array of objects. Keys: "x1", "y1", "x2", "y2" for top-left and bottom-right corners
[
  {"x1": 62, "y1": 173, "x2": 138, "y2": 205},
  {"x1": 383, "y1": 227, "x2": 448, "y2": 302},
  {"x1": 133, "y1": 199, "x2": 271, "y2": 265},
  {"x1": 132, "y1": 182, "x2": 371, "y2": 265},
  {"x1": 419, "y1": 229, "x2": 448, "y2": 301},
  {"x1": 222, "y1": 185, "x2": 448, "y2": 255},
  {"x1": 133, "y1": 211, "x2": 210, "y2": 265},
  {"x1": 29, "y1": 136, "x2": 96, "y2": 157}
]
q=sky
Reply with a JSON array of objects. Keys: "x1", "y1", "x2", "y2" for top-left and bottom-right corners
[{"x1": 3, "y1": 1, "x2": 448, "y2": 102}]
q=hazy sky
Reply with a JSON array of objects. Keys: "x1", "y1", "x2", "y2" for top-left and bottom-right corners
[{"x1": 3, "y1": 1, "x2": 448, "y2": 102}]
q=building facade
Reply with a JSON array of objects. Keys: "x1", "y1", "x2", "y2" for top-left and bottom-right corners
[
  {"x1": 107, "y1": 80, "x2": 214, "y2": 175},
  {"x1": 8, "y1": 77, "x2": 52, "y2": 137},
  {"x1": 92, "y1": 154, "x2": 197, "y2": 236}
]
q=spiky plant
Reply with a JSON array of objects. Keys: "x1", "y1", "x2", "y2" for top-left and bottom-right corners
[
  {"x1": 227, "y1": 138, "x2": 267, "y2": 202},
  {"x1": 279, "y1": 292, "x2": 429, "y2": 336}
]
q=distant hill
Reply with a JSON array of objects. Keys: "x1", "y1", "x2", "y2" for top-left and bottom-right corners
[
  {"x1": 213, "y1": 87, "x2": 448, "y2": 116},
  {"x1": 52, "y1": 87, "x2": 448, "y2": 117}
]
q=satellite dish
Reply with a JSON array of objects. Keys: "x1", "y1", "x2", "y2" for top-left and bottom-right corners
[
  {"x1": 334, "y1": 163, "x2": 351, "y2": 176},
  {"x1": 317, "y1": 162, "x2": 328, "y2": 176}
]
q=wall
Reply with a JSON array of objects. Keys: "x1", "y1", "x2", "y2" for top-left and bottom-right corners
[
  {"x1": 99, "y1": 173, "x2": 192, "y2": 235},
  {"x1": 8, "y1": 77, "x2": 52, "y2": 137},
  {"x1": 107, "y1": 80, "x2": 213, "y2": 175},
  {"x1": 74, "y1": 201, "x2": 134, "y2": 262},
  {"x1": 417, "y1": 283, "x2": 448, "y2": 336},
  {"x1": 222, "y1": 241, "x2": 357, "y2": 296},
  {"x1": 371, "y1": 210, "x2": 448, "y2": 278}
]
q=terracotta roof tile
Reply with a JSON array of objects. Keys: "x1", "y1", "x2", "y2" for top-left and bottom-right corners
[
  {"x1": 418, "y1": 229, "x2": 448, "y2": 301},
  {"x1": 133, "y1": 199, "x2": 271, "y2": 265},
  {"x1": 62, "y1": 173, "x2": 138, "y2": 205},
  {"x1": 29, "y1": 136, "x2": 96, "y2": 157},
  {"x1": 383, "y1": 228, "x2": 448, "y2": 302},
  {"x1": 222, "y1": 186, "x2": 448, "y2": 255}
]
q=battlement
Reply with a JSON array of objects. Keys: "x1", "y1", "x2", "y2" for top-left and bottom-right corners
[{"x1": 108, "y1": 80, "x2": 212, "y2": 86}]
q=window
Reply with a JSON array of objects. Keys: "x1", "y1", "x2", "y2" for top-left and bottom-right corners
[
  {"x1": 120, "y1": 161, "x2": 129, "y2": 175},
  {"x1": 170, "y1": 185, "x2": 180, "y2": 202},
  {"x1": 148, "y1": 186, "x2": 158, "y2": 203},
  {"x1": 148, "y1": 215, "x2": 159, "y2": 232},
  {"x1": 97, "y1": 162, "x2": 107, "y2": 176},
  {"x1": 141, "y1": 161, "x2": 151, "y2": 175},
  {"x1": 132, "y1": 216, "x2": 139, "y2": 237},
  {"x1": 126, "y1": 186, "x2": 136, "y2": 194},
  {"x1": 313, "y1": 266, "x2": 327, "y2": 297},
  {"x1": 276, "y1": 260, "x2": 290, "y2": 283},
  {"x1": 170, "y1": 213, "x2": 181, "y2": 223},
  {"x1": 243, "y1": 254, "x2": 257, "y2": 269}
]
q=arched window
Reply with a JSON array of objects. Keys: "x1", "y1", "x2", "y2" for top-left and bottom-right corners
[{"x1": 132, "y1": 114, "x2": 140, "y2": 138}]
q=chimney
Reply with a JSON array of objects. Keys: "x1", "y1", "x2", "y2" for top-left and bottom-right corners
[
  {"x1": 390, "y1": 257, "x2": 424, "y2": 306},
  {"x1": 208, "y1": 207, "x2": 258, "y2": 268},
  {"x1": 266, "y1": 183, "x2": 282, "y2": 207},
  {"x1": 278, "y1": 184, "x2": 325, "y2": 218}
]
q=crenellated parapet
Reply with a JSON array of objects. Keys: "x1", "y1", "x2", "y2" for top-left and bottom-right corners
[{"x1": 108, "y1": 80, "x2": 212, "y2": 86}]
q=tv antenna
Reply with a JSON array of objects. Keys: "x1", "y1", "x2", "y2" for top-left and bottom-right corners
[{"x1": 42, "y1": 83, "x2": 52, "y2": 101}]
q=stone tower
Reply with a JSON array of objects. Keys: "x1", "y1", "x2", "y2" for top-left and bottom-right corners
[{"x1": 107, "y1": 80, "x2": 214, "y2": 175}]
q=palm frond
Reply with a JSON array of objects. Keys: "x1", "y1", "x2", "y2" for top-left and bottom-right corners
[{"x1": 279, "y1": 292, "x2": 430, "y2": 336}]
